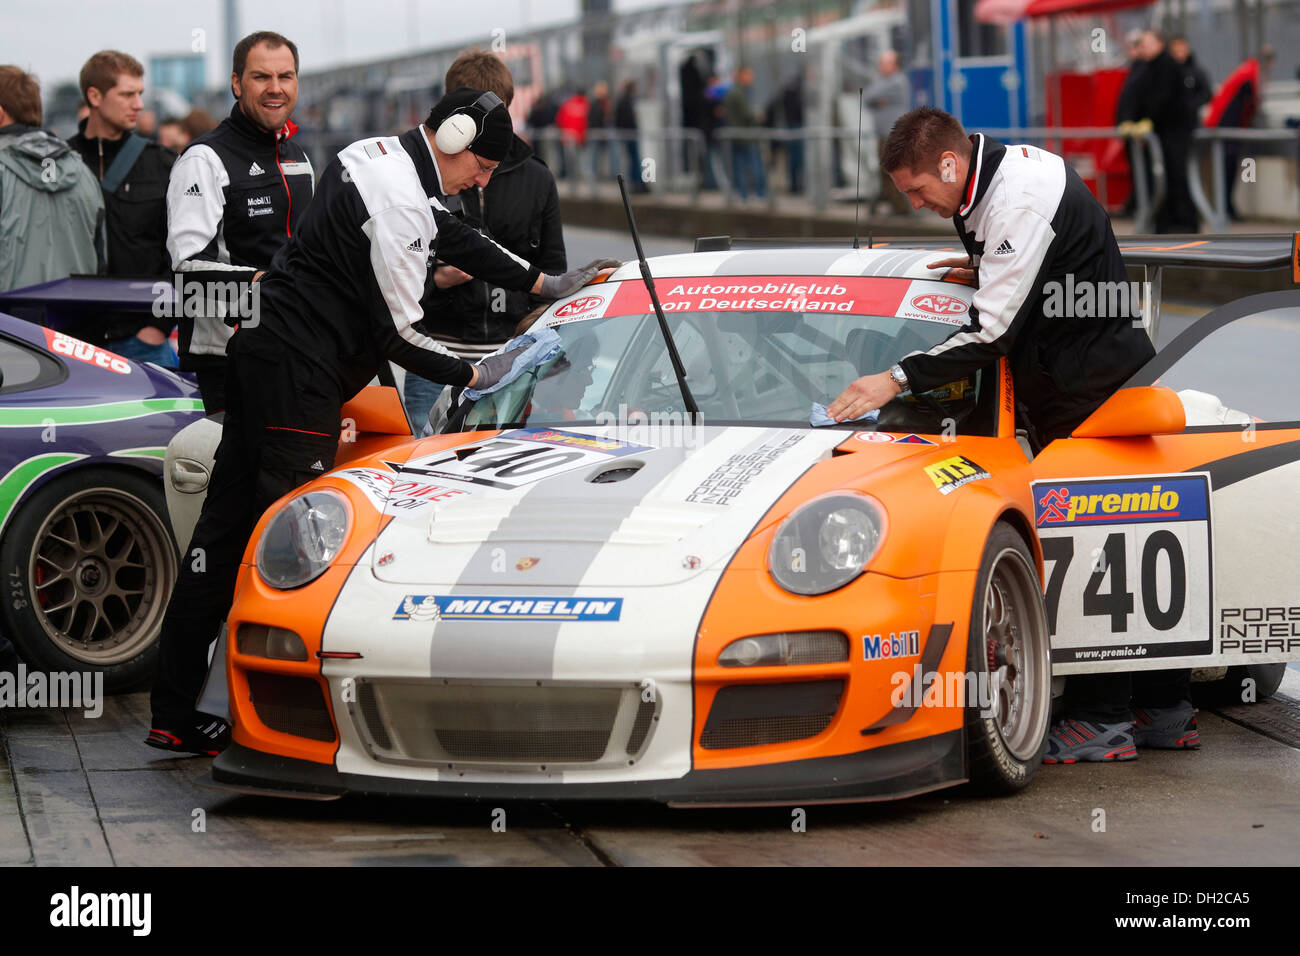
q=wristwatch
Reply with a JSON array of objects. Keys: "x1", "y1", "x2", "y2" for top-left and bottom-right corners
[{"x1": 888, "y1": 364, "x2": 910, "y2": 394}]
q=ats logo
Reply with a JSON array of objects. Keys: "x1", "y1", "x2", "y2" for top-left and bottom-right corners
[
  {"x1": 554, "y1": 295, "x2": 605, "y2": 318},
  {"x1": 924, "y1": 456, "x2": 990, "y2": 495},
  {"x1": 909, "y1": 293, "x2": 967, "y2": 316},
  {"x1": 1035, "y1": 476, "x2": 1207, "y2": 526}
]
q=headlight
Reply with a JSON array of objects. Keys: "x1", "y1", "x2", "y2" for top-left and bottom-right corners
[
  {"x1": 767, "y1": 493, "x2": 886, "y2": 595},
  {"x1": 255, "y1": 490, "x2": 351, "y2": 589}
]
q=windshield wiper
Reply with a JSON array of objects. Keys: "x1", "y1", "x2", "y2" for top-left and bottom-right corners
[{"x1": 617, "y1": 175, "x2": 700, "y2": 422}]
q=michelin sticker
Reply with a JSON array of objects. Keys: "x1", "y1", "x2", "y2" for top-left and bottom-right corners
[
  {"x1": 393, "y1": 595, "x2": 623, "y2": 622},
  {"x1": 1033, "y1": 474, "x2": 1213, "y2": 665},
  {"x1": 394, "y1": 429, "x2": 651, "y2": 491}
]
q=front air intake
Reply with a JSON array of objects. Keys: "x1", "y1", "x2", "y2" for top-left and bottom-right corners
[
  {"x1": 700, "y1": 680, "x2": 843, "y2": 749},
  {"x1": 246, "y1": 672, "x2": 336, "y2": 741}
]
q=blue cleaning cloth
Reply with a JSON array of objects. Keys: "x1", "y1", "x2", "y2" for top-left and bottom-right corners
[
  {"x1": 810, "y1": 402, "x2": 879, "y2": 427},
  {"x1": 462, "y1": 327, "x2": 563, "y2": 402}
]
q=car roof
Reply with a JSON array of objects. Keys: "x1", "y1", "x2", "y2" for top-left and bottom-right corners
[{"x1": 605, "y1": 247, "x2": 966, "y2": 283}]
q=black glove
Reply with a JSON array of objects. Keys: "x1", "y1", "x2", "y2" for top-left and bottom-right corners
[
  {"x1": 539, "y1": 258, "x2": 622, "y2": 298},
  {"x1": 471, "y1": 344, "x2": 531, "y2": 391}
]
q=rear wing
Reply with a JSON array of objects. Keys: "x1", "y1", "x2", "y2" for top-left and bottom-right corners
[
  {"x1": 696, "y1": 233, "x2": 1300, "y2": 277},
  {"x1": 695, "y1": 233, "x2": 1300, "y2": 341}
]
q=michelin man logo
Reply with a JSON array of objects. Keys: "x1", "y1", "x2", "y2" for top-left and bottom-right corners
[{"x1": 401, "y1": 595, "x2": 441, "y2": 623}]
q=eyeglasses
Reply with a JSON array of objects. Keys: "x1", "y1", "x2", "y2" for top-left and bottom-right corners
[{"x1": 473, "y1": 154, "x2": 499, "y2": 176}]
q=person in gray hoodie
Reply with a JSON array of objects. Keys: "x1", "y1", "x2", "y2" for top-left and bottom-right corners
[{"x1": 0, "y1": 67, "x2": 102, "y2": 292}]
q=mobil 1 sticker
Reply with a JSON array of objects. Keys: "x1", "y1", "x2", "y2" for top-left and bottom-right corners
[
  {"x1": 394, "y1": 428, "x2": 652, "y2": 491},
  {"x1": 1032, "y1": 474, "x2": 1213, "y2": 664}
]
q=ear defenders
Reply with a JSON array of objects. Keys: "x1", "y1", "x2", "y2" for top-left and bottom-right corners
[{"x1": 434, "y1": 90, "x2": 505, "y2": 154}]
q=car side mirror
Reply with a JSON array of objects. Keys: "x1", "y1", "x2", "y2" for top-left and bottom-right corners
[
  {"x1": 1072, "y1": 386, "x2": 1185, "y2": 439},
  {"x1": 340, "y1": 385, "x2": 411, "y2": 437}
]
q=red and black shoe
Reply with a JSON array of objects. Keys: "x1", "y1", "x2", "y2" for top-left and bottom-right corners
[
  {"x1": 145, "y1": 718, "x2": 230, "y2": 756},
  {"x1": 1042, "y1": 718, "x2": 1138, "y2": 763}
]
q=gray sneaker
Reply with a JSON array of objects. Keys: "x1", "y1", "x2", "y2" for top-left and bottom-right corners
[
  {"x1": 1134, "y1": 701, "x2": 1200, "y2": 749},
  {"x1": 1043, "y1": 719, "x2": 1137, "y2": 763}
]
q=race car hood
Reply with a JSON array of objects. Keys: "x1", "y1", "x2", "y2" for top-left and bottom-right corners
[{"x1": 348, "y1": 425, "x2": 934, "y2": 588}]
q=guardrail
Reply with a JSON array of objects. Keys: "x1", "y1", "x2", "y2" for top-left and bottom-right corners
[
  {"x1": 530, "y1": 124, "x2": 1168, "y2": 228},
  {"x1": 1189, "y1": 127, "x2": 1300, "y2": 233}
]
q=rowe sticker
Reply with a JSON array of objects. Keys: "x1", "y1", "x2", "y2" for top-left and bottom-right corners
[
  {"x1": 393, "y1": 595, "x2": 623, "y2": 622},
  {"x1": 1033, "y1": 474, "x2": 1213, "y2": 665},
  {"x1": 44, "y1": 329, "x2": 131, "y2": 375},
  {"x1": 334, "y1": 467, "x2": 469, "y2": 516},
  {"x1": 394, "y1": 429, "x2": 650, "y2": 491}
]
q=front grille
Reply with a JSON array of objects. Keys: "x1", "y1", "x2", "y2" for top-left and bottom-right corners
[
  {"x1": 701, "y1": 680, "x2": 843, "y2": 749},
  {"x1": 246, "y1": 672, "x2": 336, "y2": 741},
  {"x1": 786, "y1": 630, "x2": 850, "y2": 665},
  {"x1": 350, "y1": 680, "x2": 658, "y2": 768}
]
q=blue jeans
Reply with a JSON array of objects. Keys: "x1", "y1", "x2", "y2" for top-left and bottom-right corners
[
  {"x1": 730, "y1": 143, "x2": 766, "y2": 199},
  {"x1": 403, "y1": 373, "x2": 445, "y2": 434},
  {"x1": 108, "y1": 334, "x2": 178, "y2": 368}
]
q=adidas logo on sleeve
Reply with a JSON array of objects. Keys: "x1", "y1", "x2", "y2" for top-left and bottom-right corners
[
  {"x1": 406, "y1": 237, "x2": 423, "y2": 253},
  {"x1": 185, "y1": 183, "x2": 202, "y2": 197},
  {"x1": 993, "y1": 239, "x2": 1015, "y2": 255}
]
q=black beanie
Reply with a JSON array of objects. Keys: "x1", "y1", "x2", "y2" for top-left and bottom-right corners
[{"x1": 425, "y1": 87, "x2": 513, "y2": 162}]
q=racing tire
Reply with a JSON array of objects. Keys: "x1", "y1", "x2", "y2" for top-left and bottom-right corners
[
  {"x1": 965, "y1": 523, "x2": 1052, "y2": 794},
  {"x1": 0, "y1": 469, "x2": 178, "y2": 693},
  {"x1": 1194, "y1": 662, "x2": 1287, "y2": 705}
]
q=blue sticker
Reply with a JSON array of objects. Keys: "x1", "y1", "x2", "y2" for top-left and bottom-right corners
[
  {"x1": 1035, "y1": 476, "x2": 1209, "y2": 528},
  {"x1": 393, "y1": 595, "x2": 623, "y2": 622}
]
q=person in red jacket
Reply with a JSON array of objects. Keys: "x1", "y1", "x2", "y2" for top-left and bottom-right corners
[{"x1": 1205, "y1": 45, "x2": 1275, "y2": 220}]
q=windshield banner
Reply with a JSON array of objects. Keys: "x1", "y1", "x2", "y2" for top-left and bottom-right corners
[{"x1": 546, "y1": 277, "x2": 972, "y2": 327}]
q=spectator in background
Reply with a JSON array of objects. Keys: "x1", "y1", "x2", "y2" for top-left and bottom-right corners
[
  {"x1": 779, "y1": 72, "x2": 806, "y2": 194},
  {"x1": 158, "y1": 116, "x2": 189, "y2": 151},
  {"x1": 1170, "y1": 36, "x2": 1212, "y2": 124},
  {"x1": 555, "y1": 87, "x2": 589, "y2": 180},
  {"x1": 0, "y1": 66, "x2": 103, "y2": 292},
  {"x1": 1137, "y1": 29, "x2": 1198, "y2": 233},
  {"x1": 181, "y1": 107, "x2": 216, "y2": 140},
  {"x1": 525, "y1": 89, "x2": 559, "y2": 167},
  {"x1": 68, "y1": 51, "x2": 177, "y2": 365},
  {"x1": 589, "y1": 80, "x2": 612, "y2": 178},
  {"x1": 401, "y1": 50, "x2": 568, "y2": 433},
  {"x1": 722, "y1": 66, "x2": 765, "y2": 201},
  {"x1": 1116, "y1": 29, "x2": 1150, "y2": 217},
  {"x1": 864, "y1": 50, "x2": 911, "y2": 215},
  {"x1": 1206, "y1": 45, "x2": 1275, "y2": 221},
  {"x1": 615, "y1": 78, "x2": 647, "y2": 192}
]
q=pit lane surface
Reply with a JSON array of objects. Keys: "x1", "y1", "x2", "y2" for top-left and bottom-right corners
[
  {"x1": 3, "y1": 229, "x2": 1296, "y2": 866},
  {"x1": 2, "y1": 671, "x2": 1299, "y2": 866}
]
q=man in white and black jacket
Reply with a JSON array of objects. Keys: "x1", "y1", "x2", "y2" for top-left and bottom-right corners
[
  {"x1": 828, "y1": 107, "x2": 1193, "y2": 766},
  {"x1": 146, "y1": 86, "x2": 616, "y2": 753},
  {"x1": 166, "y1": 31, "x2": 314, "y2": 412}
]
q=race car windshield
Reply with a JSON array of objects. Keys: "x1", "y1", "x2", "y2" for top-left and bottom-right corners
[{"x1": 460, "y1": 309, "x2": 991, "y2": 435}]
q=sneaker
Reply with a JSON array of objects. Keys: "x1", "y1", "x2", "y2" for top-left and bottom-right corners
[
  {"x1": 1134, "y1": 701, "x2": 1200, "y2": 749},
  {"x1": 1043, "y1": 718, "x2": 1137, "y2": 763},
  {"x1": 145, "y1": 718, "x2": 230, "y2": 756}
]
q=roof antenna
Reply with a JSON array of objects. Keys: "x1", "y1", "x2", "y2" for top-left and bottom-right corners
[{"x1": 853, "y1": 86, "x2": 864, "y2": 250}]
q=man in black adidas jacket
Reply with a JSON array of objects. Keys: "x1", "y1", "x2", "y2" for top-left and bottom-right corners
[
  {"x1": 402, "y1": 50, "x2": 567, "y2": 432},
  {"x1": 166, "y1": 31, "x2": 314, "y2": 411},
  {"x1": 146, "y1": 87, "x2": 616, "y2": 753},
  {"x1": 828, "y1": 107, "x2": 1193, "y2": 767}
]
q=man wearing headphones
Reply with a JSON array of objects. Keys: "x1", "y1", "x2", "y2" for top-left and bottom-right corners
[{"x1": 147, "y1": 88, "x2": 616, "y2": 753}]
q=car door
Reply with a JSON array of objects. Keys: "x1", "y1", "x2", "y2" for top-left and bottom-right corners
[{"x1": 1028, "y1": 290, "x2": 1300, "y2": 675}]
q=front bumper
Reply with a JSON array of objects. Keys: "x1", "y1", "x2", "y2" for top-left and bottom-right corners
[{"x1": 206, "y1": 729, "x2": 965, "y2": 807}]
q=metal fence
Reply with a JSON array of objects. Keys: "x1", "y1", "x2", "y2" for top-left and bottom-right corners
[{"x1": 1190, "y1": 127, "x2": 1300, "y2": 233}]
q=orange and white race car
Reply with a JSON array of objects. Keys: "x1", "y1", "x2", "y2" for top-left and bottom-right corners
[{"x1": 178, "y1": 234, "x2": 1300, "y2": 804}]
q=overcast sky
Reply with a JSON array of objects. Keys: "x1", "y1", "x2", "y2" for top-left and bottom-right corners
[{"x1": 2, "y1": 0, "x2": 678, "y2": 90}]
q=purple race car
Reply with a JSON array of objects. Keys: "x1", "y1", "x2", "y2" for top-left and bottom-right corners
[{"x1": 0, "y1": 279, "x2": 205, "y2": 690}]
